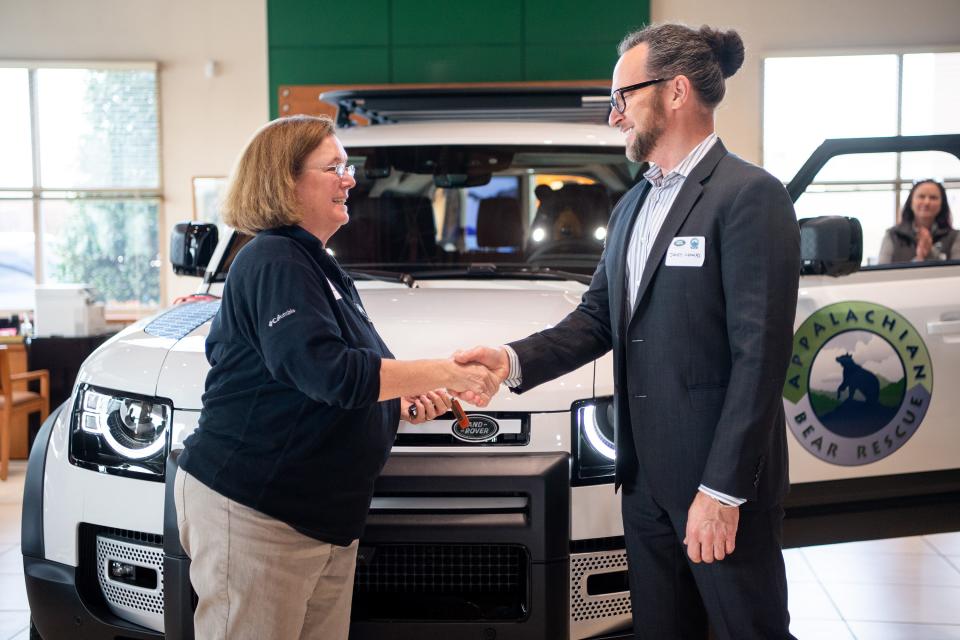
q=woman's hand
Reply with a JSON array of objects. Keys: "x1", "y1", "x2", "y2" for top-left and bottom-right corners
[
  {"x1": 916, "y1": 226, "x2": 933, "y2": 260},
  {"x1": 378, "y1": 358, "x2": 500, "y2": 406},
  {"x1": 401, "y1": 389, "x2": 453, "y2": 424}
]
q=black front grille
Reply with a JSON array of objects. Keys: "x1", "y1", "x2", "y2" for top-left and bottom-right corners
[
  {"x1": 393, "y1": 412, "x2": 530, "y2": 447},
  {"x1": 570, "y1": 536, "x2": 625, "y2": 554},
  {"x1": 352, "y1": 544, "x2": 528, "y2": 621},
  {"x1": 394, "y1": 432, "x2": 530, "y2": 446}
]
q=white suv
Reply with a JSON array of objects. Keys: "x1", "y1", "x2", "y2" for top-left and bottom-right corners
[{"x1": 21, "y1": 89, "x2": 960, "y2": 640}]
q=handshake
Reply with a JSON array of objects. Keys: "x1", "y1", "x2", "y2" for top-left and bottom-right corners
[{"x1": 398, "y1": 346, "x2": 511, "y2": 425}]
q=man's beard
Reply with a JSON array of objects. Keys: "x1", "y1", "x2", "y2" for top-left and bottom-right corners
[{"x1": 626, "y1": 99, "x2": 666, "y2": 163}]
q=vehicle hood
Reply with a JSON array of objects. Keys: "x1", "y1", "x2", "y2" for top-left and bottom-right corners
[{"x1": 80, "y1": 282, "x2": 600, "y2": 411}]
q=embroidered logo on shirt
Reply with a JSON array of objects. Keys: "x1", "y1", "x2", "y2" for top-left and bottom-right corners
[{"x1": 268, "y1": 309, "x2": 296, "y2": 327}]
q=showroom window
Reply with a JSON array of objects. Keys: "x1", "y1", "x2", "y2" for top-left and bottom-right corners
[
  {"x1": 763, "y1": 52, "x2": 960, "y2": 265},
  {"x1": 0, "y1": 63, "x2": 161, "y2": 314}
]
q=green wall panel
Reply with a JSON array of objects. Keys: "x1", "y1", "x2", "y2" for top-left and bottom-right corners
[
  {"x1": 525, "y1": 43, "x2": 619, "y2": 81},
  {"x1": 270, "y1": 47, "x2": 390, "y2": 85},
  {"x1": 267, "y1": 0, "x2": 650, "y2": 117},
  {"x1": 392, "y1": 46, "x2": 523, "y2": 83},
  {"x1": 392, "y1": 1, "x2": 522, "y2": 46},
  {"x1": 268, "y1": 0, "x2": 390, "y2": 47},
  {"x1": 270, "y1": 47, "x2": 390, "y2": 114},
  {"x1": 524, "y1": 0, "x2": 650, "y2": 44}
]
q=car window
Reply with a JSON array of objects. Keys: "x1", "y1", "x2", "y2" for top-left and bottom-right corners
[{"x1": 794, "y1": 150, "x2": 960, "y2": 266}]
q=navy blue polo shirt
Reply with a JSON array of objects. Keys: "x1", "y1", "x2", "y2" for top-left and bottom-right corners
[{"x1": 179, "y1": 225, "x2": 400, "y2": 545}]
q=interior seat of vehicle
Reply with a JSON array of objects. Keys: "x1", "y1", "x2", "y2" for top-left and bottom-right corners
[
  {"x1": 389, "y1": 193, "x2": 438, "y2": 264},
  {"x1": 326, "y1": 191, "x2": 438, "y2": 265},
  {"x1": 475, "y1": 197, "x2": 524, "y2": 256}
]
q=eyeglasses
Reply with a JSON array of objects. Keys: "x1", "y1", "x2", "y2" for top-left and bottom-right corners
[
  {"x1": 610, "y1": 78, "x2": 667, "y2": 113},
  {"x1": 305, "y1": 162, "x2": 356, "y2": 179},
  {"x1": 326, "y1": 162, "x2": 356, "y2": 179}
]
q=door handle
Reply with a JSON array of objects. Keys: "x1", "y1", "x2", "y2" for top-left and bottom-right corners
[{"x1": 927, "y1": 319, "x2": 960, "y2": 335}]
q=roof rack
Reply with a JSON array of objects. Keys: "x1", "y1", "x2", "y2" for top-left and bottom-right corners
[{"x1": 321, "y1": 86, "x2": 613, "y2": 128}]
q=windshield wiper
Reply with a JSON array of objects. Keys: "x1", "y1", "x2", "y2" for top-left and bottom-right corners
[
  {"x1": 345, "y1": 268, "x2": 416, "y2": 288},
  {"x1": 410, "y1": 264, "x2": 592, "y2": 285},
  {"x1": 497, "y1": 265, "x2": 593, "y2": 285}
]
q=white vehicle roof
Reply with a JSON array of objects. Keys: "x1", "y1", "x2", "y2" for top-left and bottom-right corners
[{"x1": 337, "y1": 120, "x2": 627, "y2": 148}]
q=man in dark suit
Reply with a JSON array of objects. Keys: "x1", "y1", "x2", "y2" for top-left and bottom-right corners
[{"x1": 456, "y1": 23, "x2": 800, "y2": 640}]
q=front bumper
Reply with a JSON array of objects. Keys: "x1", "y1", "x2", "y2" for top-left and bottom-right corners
[
  {"x1": 24, "y1": 556, "x2": 162, "y2": 640},
  {"x1": 31, "y1": 438, "x2": 629, "y2": 639},
  {"x1": 349, "y1": 452, "x2": 571, "y2": 640},
  {"x1": 23, "y1": 404, "x2": 163, "y2": 640}
]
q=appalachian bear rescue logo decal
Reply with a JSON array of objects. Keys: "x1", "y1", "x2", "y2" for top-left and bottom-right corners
[{"x1": 783, "y1": 302, "x2": 933, "y2": 466}]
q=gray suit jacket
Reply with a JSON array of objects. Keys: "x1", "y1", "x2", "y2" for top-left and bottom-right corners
[{"x1": 510, "y1": 140, "x2": 800, "y2": 511}]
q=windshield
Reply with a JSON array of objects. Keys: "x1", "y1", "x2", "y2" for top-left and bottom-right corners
[
  {"x1": 209, "y1": 145, "x2": 637, "y2": 281},
  {"x1": 330, "y1": 145, "x2": 635, "y2": 275}
]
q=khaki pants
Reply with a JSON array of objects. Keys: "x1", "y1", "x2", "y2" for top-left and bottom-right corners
[{"x1": 174, "y1": 467, "x2": 358, "y2": 640}]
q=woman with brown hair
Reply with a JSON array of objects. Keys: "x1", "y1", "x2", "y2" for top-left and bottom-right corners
[
  {"x1": 878, "y1": 179, "x2": 959, "y2": 263},
  {"x1": 174, "y1": 115, "x2": 498, "y2": 639}
]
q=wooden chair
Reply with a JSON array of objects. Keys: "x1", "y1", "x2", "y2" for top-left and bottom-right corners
[{"x1": 0, "y1": 345, "x2": 49, "y2": 480}]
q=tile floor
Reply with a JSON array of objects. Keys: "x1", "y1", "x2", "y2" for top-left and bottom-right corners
[{"x1": 1, "y1": 459, "x2": 959, "y2": 639}]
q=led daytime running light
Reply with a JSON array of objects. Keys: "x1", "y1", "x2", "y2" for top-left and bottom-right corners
[
  {"x1": 79, "y1": 389, "x2": 169, "y2": 460},
  {"x1": 581, "y1": 404, "x2": 616, "y2": 461}
]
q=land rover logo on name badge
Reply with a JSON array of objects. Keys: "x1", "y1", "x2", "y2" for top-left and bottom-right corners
[
  {"x1": 451, "y1": 414, "x2": 500, "y2": 442},
  {"x1": 783, "y1": 301, "x2": 933, "y2": 466}
]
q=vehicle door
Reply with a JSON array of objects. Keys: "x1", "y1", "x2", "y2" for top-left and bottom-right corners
[{"x1": 783, "y1": 136, "x2": 960, "y2": 513}]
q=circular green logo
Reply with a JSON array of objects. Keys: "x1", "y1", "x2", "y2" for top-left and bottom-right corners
[{"x1": 783, "y1": 302, "x2": 933, "y2": 466}]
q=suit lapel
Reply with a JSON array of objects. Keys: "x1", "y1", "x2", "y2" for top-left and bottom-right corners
[{"x1": 628, "y1": 141, "x2": 728, "y2": 321}]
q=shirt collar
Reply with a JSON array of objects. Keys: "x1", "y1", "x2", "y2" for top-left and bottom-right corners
[
  {"x1": 643, "y1": 132, "x2": 719, "y2": 186},
  {"x1": 265, "y1": 224, "x2": 358, "y2": 293},
  {"x1": 266, "y1": 224, "x2": 326, "y2": 260}
]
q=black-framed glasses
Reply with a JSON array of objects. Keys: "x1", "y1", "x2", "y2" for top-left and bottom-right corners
[{"x1": 610, "y1": 78, "x2": 667, "y2": 113}]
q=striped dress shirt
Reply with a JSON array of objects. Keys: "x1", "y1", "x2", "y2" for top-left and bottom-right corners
[{"x1": 625, "y1": 132, "x2": 718, "y2": 310}]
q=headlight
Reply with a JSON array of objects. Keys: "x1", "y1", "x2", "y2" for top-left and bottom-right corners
[
  {"x1": 70, "y1": 384, "x2": 172, "y2": 481},
  {"x1": 571, "y1": 396, "x2": 616, "y2": 485}
]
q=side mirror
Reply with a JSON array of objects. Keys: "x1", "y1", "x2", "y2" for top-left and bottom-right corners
[
  {"x1": 798, "y1": 216, "x2": 862, "y2": 276},
  {"x1": 170, "y1": 222, "x2": 219, "y2": 277}
]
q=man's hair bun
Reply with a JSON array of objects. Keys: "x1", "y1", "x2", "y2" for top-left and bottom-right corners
[
  {"x1": 618, "y1": 23, "x2": 744, "y2": 107},
  {"x1": 701, "y1": 27, "x2": 745, "y2": 78}
]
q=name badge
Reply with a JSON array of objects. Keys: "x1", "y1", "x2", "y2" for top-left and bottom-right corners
[{"x1": 665, "y1": 236, "x2": 705, "y2": 267}]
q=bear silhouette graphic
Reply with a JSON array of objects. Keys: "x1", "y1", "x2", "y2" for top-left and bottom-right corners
[{"x1": 836, "y1": 353, "x2": 880, "y2": 405}]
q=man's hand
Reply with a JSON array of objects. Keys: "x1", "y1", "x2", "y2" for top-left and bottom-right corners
[
  {"x1": 452, "y1": 346, "x2": 510, "y2": 405},
  {"x1": 401, "y1": 389, "x2": 453, "y2": 424},
  {"x1": 683, "y1": 491, "x2": 739, "y2": 563},
  {"x1": 440, "y1": 360, "x2": 500, "y2": 407}
]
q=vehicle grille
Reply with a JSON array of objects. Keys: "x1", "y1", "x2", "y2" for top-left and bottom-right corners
[
  {"x1": 570, "y1": 548, "x2": 632, "y2": 639},
  {"x1": 79, "y1": 524, "x2": 165, "y2": 633},
  {"x1": 352, "y1": 543, "x2": 528, "y2": 621}
]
